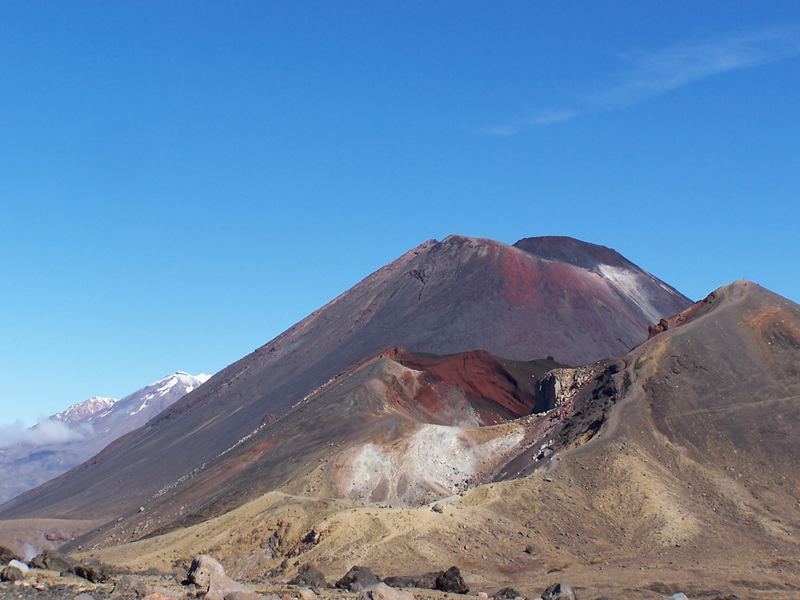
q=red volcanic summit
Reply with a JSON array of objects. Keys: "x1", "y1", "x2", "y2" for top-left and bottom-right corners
[{"x1": 0, "y1": 235, "x2": 690, "y2": 541}]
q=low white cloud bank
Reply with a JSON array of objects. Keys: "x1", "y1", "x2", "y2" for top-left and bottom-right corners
[{"x1": 0, "y1": 417, "x2": 91, "y2": 449}]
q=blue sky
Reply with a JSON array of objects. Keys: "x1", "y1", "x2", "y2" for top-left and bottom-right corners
[{"x1": 1, "y1": 1, "x2": 799, "y2": 424}]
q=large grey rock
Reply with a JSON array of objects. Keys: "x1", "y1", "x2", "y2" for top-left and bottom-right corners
[
  {"x1": 188, "y1": 555, "x2": 227, "y2": 589},
  {"x1": 541, "y1": 583, "x2": 574, "y2": 600},
  {"x1": 1, "y1": 559, "x2": 29, "y2": 582},
  {"x1": 665, "y1": 595, "x2": 689, "y2": 600},
  {"x1": 8, "y1": 560, "x2": 28, "y2": 572},
  {"x1": 336, "y1": 566, "x2": 381, "y2": 591},
  {"x1": 358, "y1": 583, "x2": 416, "y2": 600},
  {"x1": 186, "y1": 554, "x2": 251, "y2": 600}
]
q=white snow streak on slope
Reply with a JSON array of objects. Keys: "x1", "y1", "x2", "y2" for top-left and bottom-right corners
[{"x1": 598, "y1": 264, "x2": 663, "y2": 323}]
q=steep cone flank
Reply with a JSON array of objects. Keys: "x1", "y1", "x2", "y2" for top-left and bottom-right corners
[{"x1": 0, "y1": 235, "x2": 689, "y2": 528}]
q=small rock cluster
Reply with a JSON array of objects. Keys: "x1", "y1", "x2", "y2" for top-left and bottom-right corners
[
  {"x1": 279, "y1": 561, "x2": 700, "y2": 600},
  {"x1": 1, "y1": 543, "x2": 706, "y2": 600},
  {"x1": 288, "y1": 562, "x2": 470, "y2": 596},
  {"x1": 0, "y1": 544, "x2": 108, "y2": 585}
]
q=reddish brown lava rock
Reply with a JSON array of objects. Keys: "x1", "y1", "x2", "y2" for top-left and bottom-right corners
[{"x1": 648, "y1": 291, "x2": 718, "y2": 338}]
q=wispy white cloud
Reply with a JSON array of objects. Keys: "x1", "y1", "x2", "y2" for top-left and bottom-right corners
[
  {"x1": 0, "y1": 417, "x2": 91, "y2": 449},
  {"x1": 481, "y1": 25, "x2": 800, "y2": 135},
  {"x1": 478, "y1": 109, "x2": 579, "y2": 135}
]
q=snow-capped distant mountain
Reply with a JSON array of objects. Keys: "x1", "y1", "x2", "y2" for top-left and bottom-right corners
[
  {"x1": 90, "y1": 372, "x2": 211, "y2": 439},
  {"x1": 52, "y1": 396, "x2": 118, "y2": 425},
  {"x1": 0, "y1": 371, "x2": 211, "y2": 504}
]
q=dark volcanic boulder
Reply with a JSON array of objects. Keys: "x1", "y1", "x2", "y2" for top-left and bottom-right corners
[
  {"x1": 336, "y1": 566, "x2": 381, "y2": 591},
  {"x1": 386, "y1": 569, "x2": 468, "y2": 592},
  {"x1": 384, "y1": 573, "x2": 439, "y2": 589},
  {"x1": 435, "y1": 567, "x2": 469, "y2": 594},
  {"x1": 541, "y1": 583, "x2": 575, "y2": 600},
  {"x1": 30, "y1": 549, "x2": 75, "y2": 574},
  {"x1": 73, "y1": 560, "x2": 109, "y2": 583},
  {"x1": 290, "y1": 563, "x2": 328, "y2": 590}
]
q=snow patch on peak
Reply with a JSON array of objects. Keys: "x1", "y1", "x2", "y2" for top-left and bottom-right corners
[
  {"x1": 597, "y1": 264, "x2": 664, "y2": 323},
  {"x1": 148, "y1": 371, "x2": 210, "y2": 389},
  {"x1": 88, "y1": 396, "x2": 118, "y2": 403},
  {"x1": 127, "y1": 371, "x2": 209, "y2": 416},
  {"x1": 157, "y1": 376, "x2": 178, "y2": 395},
  {"x1": 53, "y1": 396, "x2": 118, "y2": 424}
]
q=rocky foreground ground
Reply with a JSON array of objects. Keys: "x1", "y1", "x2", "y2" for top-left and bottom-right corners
[{"x1": 0, "y1": 546, "x2": 735, "y2": 600}]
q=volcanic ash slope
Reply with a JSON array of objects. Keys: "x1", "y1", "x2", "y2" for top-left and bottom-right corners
[{"x1": 0, "y1": 235, "x2": 689, "y2": 527}]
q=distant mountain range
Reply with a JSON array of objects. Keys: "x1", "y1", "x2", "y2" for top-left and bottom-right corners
[{"x1": 0, "y1": 372, "x2": 209, "y2": 504}]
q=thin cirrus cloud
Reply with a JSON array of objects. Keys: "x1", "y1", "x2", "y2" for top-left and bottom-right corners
[{"x1": 480, "y1": 25, "x2": 800, "y2": 135}]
